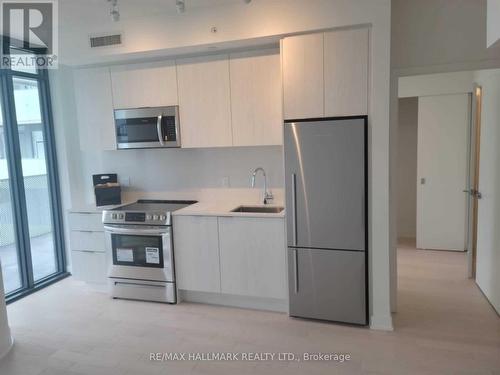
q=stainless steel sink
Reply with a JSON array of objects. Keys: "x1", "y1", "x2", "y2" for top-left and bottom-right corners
[{"x1": 231, "y1": 206, "x2": 284, "y2": 214}]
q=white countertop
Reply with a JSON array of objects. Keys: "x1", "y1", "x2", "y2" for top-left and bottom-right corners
[
  {"x1": 173, "y1": 201, "x2": 285, "y2": 218},
  {"x1": 69, "y1": 188, "x2": 285, "y2": 218}
]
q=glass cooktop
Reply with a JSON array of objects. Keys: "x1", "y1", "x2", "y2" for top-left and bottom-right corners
[{"x1": 114, "y1": 199, "x2": 197, "y2": 213}]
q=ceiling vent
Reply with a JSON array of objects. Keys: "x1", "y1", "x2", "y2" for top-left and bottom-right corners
[{"x1": 89, "y1": 33, "x2": 122, "y2": 48}]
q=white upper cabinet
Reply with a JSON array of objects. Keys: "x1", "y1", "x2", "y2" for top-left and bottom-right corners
[
  {"x1": 73, "y1": 67, "x2": 116, "y2": 151},
  {"x1": 281, "y1": 28, "x2": 369, "y2": 120},
  {"x1": 176, "y1": 55, "x2": 233, "y2": 148},
  {"x1": 324, "y1": 28, "x2": 369, "y2": 117},
  {"x1": 110, "y1": 61, "x2": 178, "y2": 109},
  {"x1": 229, "y1": 49, "x2": 282, "y2": 146},
  {"x1": 282, "y1": 33, "x2": 324, "y2": 120}
]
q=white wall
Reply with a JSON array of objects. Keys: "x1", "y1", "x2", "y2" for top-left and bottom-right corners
[
  {"x1": 398, "y1": 72, "x2": 474, "y2": 98},
  {"x1": 58, "y1": 0, "x2": 388, "y2": 67},
  {"x1": 78, "y1": 146, "x2": 284, "y2": 204},
  {"x1": 397, "y1": 98, "x2": 418, "y2": 240},
  {"x1": 487, "y1": 0, "x2": 500, "y2": 47},
  {"x1": 473, "y1": 69, "x2": 500, "y2": 314},
  {"x1": 53, "y1": 0, "x2": 392, "y2": 330},
  {"x1": 392, "y1": 0, "x2": 500, "y2": 71}
]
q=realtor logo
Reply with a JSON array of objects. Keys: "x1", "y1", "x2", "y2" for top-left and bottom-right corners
[{"x1": 1, "y1": 0, "x2": 58, "y2": 69}]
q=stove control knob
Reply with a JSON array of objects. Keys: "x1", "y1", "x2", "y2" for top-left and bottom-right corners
[
  {"x1": 118, "y1": 214, "x2": 124, "y2": 220},
  {"x1": 153, "y1": 215, "x2": 159, "y2": 221},
  {"x1": 111, "y1": 213, "x2": 117, "y2": 219},
  {"x1": 160, "y1": 215, "x2": 166, "y2": 221},
  {"x1": 146, "y1": 214, "x2": 152, "y2": 220}
]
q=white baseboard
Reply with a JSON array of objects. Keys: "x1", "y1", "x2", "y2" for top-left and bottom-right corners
[
  {"x1": 178, "y1": 290, "x2": 288, "y2": 313},
  {"x1": 370, "y1": 314, "x2": 394, "y2": 331}
]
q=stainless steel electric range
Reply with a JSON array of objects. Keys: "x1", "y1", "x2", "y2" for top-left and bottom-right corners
[{"x1": 102, "y1": 199, "x2": 197, "y2": 303}]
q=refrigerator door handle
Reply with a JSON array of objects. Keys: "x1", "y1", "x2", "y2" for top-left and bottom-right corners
[
  {"x1": 292, "y1": 173, "x2": 298, "y2": 246},
  {"x1": 293, "y1": 248, "x2": 299, "y2": 293},
  {"x1": 362, "y1": 191, "x2": 365, "y2": 231}
]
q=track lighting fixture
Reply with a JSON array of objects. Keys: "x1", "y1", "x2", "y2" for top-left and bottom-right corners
[
  {"x1": 176, "y1": 0, "x2": 185, "y2": 14},
  {"x1": 108, "y1": 0, "x2": 120, "y2": 22},
  {"x1": 174, "y1": 0, "x2": 249, "y2": 15}
]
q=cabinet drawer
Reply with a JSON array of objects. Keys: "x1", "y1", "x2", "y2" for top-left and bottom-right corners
[
  {"x1": 70, "y1": 231, "x2": 106, "y2": 252},
  {"x1": 69, "y1": 212, "x2": 103, "y2": 232},
  {"x1": 71, "y1": 250, "x2": 107, "y2": 284}
]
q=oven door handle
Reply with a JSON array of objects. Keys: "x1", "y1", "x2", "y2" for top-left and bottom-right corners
[
  {"x1": 157, "y1": 115, "x2": 165, "y2": 146},
  {"x1": 104, "y1": 225, "x2": 170, "y2": 236}
]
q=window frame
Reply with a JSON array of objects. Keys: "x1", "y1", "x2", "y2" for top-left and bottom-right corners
[{"x1": 1, "y1": 39, "x2": 68, "y2": 303}]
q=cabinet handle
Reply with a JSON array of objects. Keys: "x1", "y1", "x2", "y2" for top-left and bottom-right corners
[
  {"x1": 157, "y1": 115, "x2": 165, "y2": 146},
  {"x1": 293, "y1": 248, "x2": 299, "y2": 293},
  {"x1": 291, "y1": 173, "x2": 297, "y2": 246},
  {"x1": 114, "y1": 281, "x2": 165, "y2": 288}
]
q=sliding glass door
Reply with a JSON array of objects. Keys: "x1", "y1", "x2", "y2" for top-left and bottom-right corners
[
  {"x1": 0, "y1": 46, "x2": 67, "y2": 301},
  {"x1": 0, "y1": 92, "x2": 23, "y2": 294}
]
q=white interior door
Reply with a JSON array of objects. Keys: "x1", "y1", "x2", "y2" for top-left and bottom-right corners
[{"x1": 417, "y1": 94, "x2": 470, "y2": 251}]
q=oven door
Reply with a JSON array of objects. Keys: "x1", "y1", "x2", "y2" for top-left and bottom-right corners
[
  {"x1": 114, "y1": 107, "x2": 180, "y2": 149},
  {"x1": 104, "y1": 224, "x2": 174, "y2": 282}
]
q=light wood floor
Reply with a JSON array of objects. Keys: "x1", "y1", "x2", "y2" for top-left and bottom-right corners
[{"x1": 1, "y1": 243, "x2": 499, "y2": 375}]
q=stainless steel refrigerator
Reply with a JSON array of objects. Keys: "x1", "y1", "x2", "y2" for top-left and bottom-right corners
[{"x1": 284, "y1": 116, "x2": 368, "y2": 325}]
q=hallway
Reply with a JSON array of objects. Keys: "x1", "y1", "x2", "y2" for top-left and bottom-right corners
[{"x1": 394, "y1": 240, "x2": 499, "y2": 368}]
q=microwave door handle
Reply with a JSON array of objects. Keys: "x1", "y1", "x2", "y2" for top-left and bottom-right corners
[{"x1": 156, "y1": 115, "x2": 165, "y2": 146}]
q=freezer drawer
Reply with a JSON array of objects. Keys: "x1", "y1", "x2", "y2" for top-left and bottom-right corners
[{"x1": 288, "y1": 248, "x2": 367, "y2": 325}]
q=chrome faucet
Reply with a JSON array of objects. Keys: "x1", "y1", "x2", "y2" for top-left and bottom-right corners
[{"x1": 251, "y1": 167, "x2": 274, "y2": 204}]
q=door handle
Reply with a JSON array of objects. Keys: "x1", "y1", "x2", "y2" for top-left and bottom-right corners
[
  {"x1": 463, "y1": 189, "x2": 483, "y2": 199},
  {"x1": 156, "y1": 115, "x2": 165, "y2": 146},
  {"x1": 291, "y1": 173, "x2": 297, "y2": 246},
  {"x1": 293, "y1": 248, "x2": 299, "y2": 294}
]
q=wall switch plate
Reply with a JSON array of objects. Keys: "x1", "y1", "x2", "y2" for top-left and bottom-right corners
[{"x1": 221, "y1": 176, "x2": 230, "y2": 188}]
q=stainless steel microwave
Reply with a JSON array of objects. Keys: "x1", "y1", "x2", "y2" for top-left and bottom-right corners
[{"x1": 114, "y1": 106, "x2": 180, "y2": 149}]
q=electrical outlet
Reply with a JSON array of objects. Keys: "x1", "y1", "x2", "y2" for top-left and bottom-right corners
[
  {"x1": 221, "y1": 176, "x2": 230, "y2": 188},
  {"x1": 119, "y1": 175, "x2": 130, "y2": 187}
]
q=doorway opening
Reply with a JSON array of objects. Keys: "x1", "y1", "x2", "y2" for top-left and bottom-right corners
[{"x1": 394, "y1": 69, "x2": 500, "y2": 331}]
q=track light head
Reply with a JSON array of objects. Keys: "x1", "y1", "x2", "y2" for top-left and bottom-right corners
[
  {"x1": 108, "y1": 0, "x2": 120, "y2": 22},
  {"x1": 176, "y1": 0, "x2": 185, "y2": 13}
]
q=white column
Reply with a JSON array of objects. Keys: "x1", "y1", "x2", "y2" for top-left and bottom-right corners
[{"x1": 0, "y1": 261, "x2": 13, "y2": 360}]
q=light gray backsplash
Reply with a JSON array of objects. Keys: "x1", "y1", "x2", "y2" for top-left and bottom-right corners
[{"x1": 79, "y1": 146, "x2": 284, "y2": 201}]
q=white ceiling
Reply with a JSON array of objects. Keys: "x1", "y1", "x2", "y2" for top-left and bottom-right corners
[{"x1": 60, "y1": 0, "x2": 246, "y2": 22}]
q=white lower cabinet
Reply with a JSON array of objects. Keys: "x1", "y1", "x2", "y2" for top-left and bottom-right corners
[
  {"x1": 173, "y1": 215, "x2": 287, "y2": 301},
  {"x1": 68, "y1": 211, "x2": 107, "y2": 284},
  {"x1": 219, "y1": 217, "x2": 287, "y2": 299},
  {"x1": 71, "y1": 251, "x2": 107, "y2": 284},
  {"x1": 70, "y1": 231, "x2": 105, "y2": 252},
  {"x1": 173, "y1": 216, "x2": 221, "y2": 293}
]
